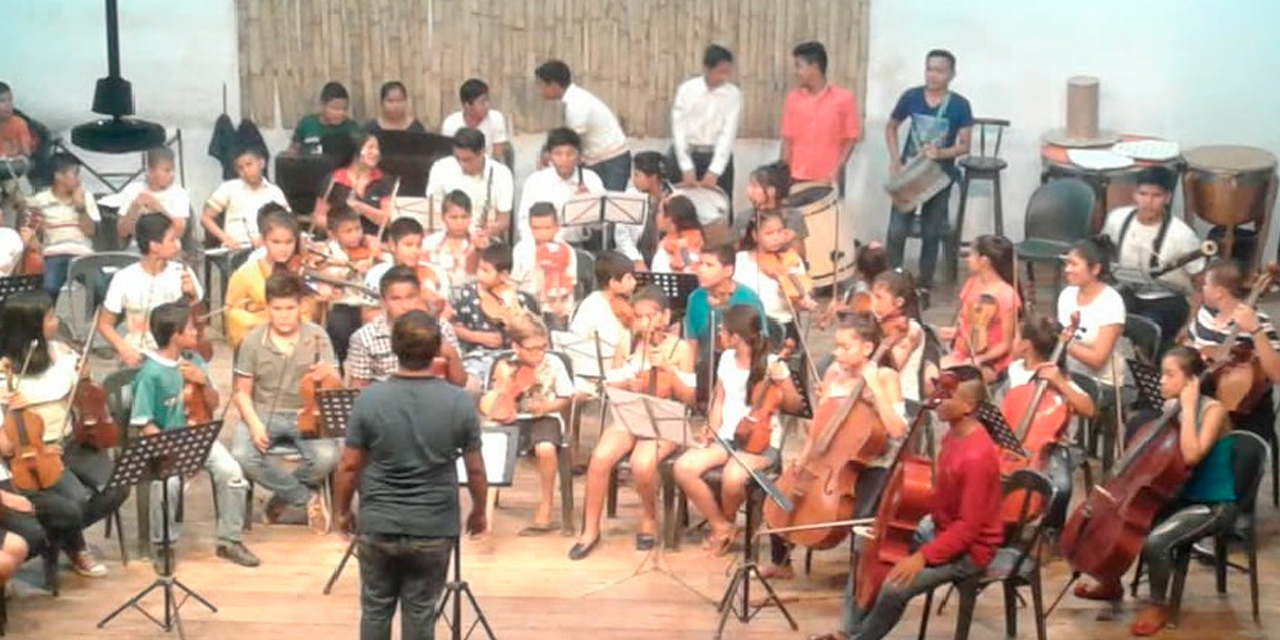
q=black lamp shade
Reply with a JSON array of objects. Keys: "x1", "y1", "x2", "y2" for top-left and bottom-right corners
[{"x1": 91, "y1": 76, "x2": 135, "y2": 117}]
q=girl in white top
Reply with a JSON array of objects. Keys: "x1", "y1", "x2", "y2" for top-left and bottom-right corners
[
  {"x1": 1057, "y1": 236, "x2": 1128, "y2": 387},
  {"x1": 870, "y1": 270, "x2": 928, "y2": 402},
  {"x1": 673, "y1": 304, "x2": 802, "y2": 556},
  {"x1": 734, "y1": 208, "x2": 817, "y2": 331}
]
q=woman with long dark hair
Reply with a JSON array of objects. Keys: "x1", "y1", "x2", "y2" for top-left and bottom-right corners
[
  {"x1": 311, "y1": 131, "x2": 395, "y2": 237},
  {"x1": 938, "y1": 234, "x2": 1020, "y2": 379},
  {"x1": 364, "y1": 80, "x2": 426, "y2": 134}
]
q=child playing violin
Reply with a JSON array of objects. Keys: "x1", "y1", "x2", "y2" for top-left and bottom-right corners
[
  {"x1": 319, "y1": 206, "x2": 378, "y2": 366},
  {"x1": 478, "y1": 313, "x2": 574, "y2": 535},
  {"x1": 869, "y1": 270, "x2": 928, "y2": 401},
  {"x1": 569, "y1": 285, "x2": 695, "y2": 560},
  {"x1": 763, "y1": 311, "x2": 908, "y2": 579},
  {"x1": 364, "y1": 217, "x2": 451, "y2": 319},
  {"x1": 732, "y1": 161, "x2": 807, "y2": 254},
  {"x1": 810, "y1": 365, "x2": 1002, "y2": 640},
  {"x1": 673, "y1": 304, "x2": 802, "y2": 556},
  {"x1": 569, "y1": 251, "x2": 637, "y2": 360},
  {"x1": 937, "y1": 235, "x2": 1020, "y2": 381},
  {"x1": 424, "y1": 189, "x2": 488, "y2": 287},
  {"x1": 686, "y1": 244, "x2": 769, "y2": 410},
  {"x1": 736, "y1": 208, "x2": 816, "y2": 341},
  {"x1": 1071, "y1": 347, "x2": 1235, "y2": 637},
  {"x1": 225, "y1": 208, "x2": 319, "y2": 349},
  {"x1": 651, "y1": 195, "x2": 705, "y2": 274},
  {"x1": 229, "y1": 272, "x2": 340, "y2": 535},
  {"x1": 512, "y1": 202, "x2": 578, "y2": 330},
  {"x1": 129, "y1": 302, "x2": 258, "y2": 567},
  {"x1": 452, "y1": 244, "x2": 538, "y2": 382},
  {"x1": 1001, "y1": 315, "x2": 1096, "y2": 419}
]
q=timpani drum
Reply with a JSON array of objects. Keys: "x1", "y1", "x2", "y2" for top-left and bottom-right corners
[
  {"x1": 1182, "y1": 145, "x2": 1278, "y2": 227},
  {"x1": 672, "y1": 185, "x2": 732, "y2": 248},
  {"x1": 785, "y1": 180, "x2": 855, "y2": 289}
]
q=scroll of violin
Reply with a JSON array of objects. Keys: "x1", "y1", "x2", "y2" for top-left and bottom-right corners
[
  {"x1": 997, "y1": 311, "x2": 1080, "y2": 525},
  {"x1": 298, "y1": 335, "x2": 343, "y2": 439},
  {"x1": 3, "y1": 343, "x2": 64, "y2": 491},
  {"x1": 733, "y1": 341, "x2": 795, "y2": 455},
  {"x1": 764, "y1": 338, "x2": 894, "y2": 550},
  {"x1": 1203, "y1": 262, "x2": 1279, "y2": 412}
]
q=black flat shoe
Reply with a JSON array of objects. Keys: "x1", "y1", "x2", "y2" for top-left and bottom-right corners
[
  {"x1": 635, "y1": 533, "x2": 655, "y2": 551},
  {"x1": 568, "y1": 538, "x2": 599, "y2": 561}
]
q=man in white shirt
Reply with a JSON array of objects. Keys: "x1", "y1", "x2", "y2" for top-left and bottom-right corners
[
  {"x1": 515, "y1": 128, "x2": 604, "y2": 245},
  {"x1": 425, "y1": 128, "x2": 514, "y2": 241},
  {"x1": 117, "y1": 147, "x2": 191, "y2": 245},
  {"x1": 440, "y1": 78, "x2": 513, "y2": 167},
  {"x1": 670, "y1": 45, "x2": 742, "y2": 206},
  {"x1": 201, "y1": 147, "x2": 289, "y2": 248},
  {"x1": 1101, "y1": 166, "x2": 1204, "y2": 350},
  {"x1": 536, "y1": 60, "x2": 631, "y2": 192}
]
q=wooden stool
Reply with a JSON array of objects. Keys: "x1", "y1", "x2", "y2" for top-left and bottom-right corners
[{"x1": 951, "y1": 118, "x2": 1010, "y2": 282}]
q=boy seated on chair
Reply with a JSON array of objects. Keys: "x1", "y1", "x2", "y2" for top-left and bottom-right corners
[
  {"x1": 568, "y1": 250, "x2": 636, "y2": 361},
  {"x1": 451, "y1": 243, "x2": 538, "y2": 382},
  {"x1": 28, "y1": 152, "x2": 99, "y2": 302},
  {"x1": 129, "y1": 302, "x2": 258, "y2": 567},
  {"x1": 117, "y1": 147, "x2": 192, "y2": 245},
  {"x1": 512, "y1": 202, "x2": 578, "y2": 330},
  {"x1": 200, "y1": 146, "x2": 289, "y2": 249},
  {"x1": 229, "y1": 272, "x2": 340, "y2": 534},
  {"x1": 476, "y1": 312, "x2": 573, "y2": 535},
  {"x1": 287, "y1": 81, "x2": 362, "y2": 156},
  {"x1": 348, "y1": 265, "x2": 467, "y2": 389}
]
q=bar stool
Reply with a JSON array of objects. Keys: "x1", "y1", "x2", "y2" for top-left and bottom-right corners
[{"x1": 950, "y1": 118, "x2": 1010, "y2": 281}]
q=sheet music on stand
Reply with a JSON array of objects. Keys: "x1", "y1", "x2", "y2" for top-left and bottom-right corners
[
  {"x1": 974, "y1": 400, "x2": 1028, "y2": 457},
  {"x1": 1128, "y1": 358, "x2": 1164, "y2": 413},
  {"x1": 634, "y1": 271, "x2": 700, "y2": 321},
  {"x1": 561, "y1": 191, "x2": 648, "y2": 249},
  {"x1": 0, "y1": 274, "x2": 42, "y2": 303},
  {"x1": 604, "y1": 387, "x2": 690, "y2": 447},
  {"x1": 456, "y1": 425, "x2": 521, "y2": 487},
  {"x1": 316, "y1": 388, "x2": 361, "y2": 440}
]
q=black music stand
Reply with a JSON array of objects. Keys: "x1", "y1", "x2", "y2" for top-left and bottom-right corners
[
  {"x1": 633, "y1": 271, "x2": 699, "y2": 323},
  {"x1": 317, "y1": 388, "x2": 360, "y2": 595},
  {"x1": 0, "y1": 274, "x2": 41, "y2": 303},
  {"x1": 975, "y1": 400, "x2": 1029, "y2": 457},
  {"x1": 560, "y1": 191, "x2": 648, "y2": 252},
  {"x1": 375, "y1": 131, "x2": 453, "y2": 197},
  {"x1": 1128, "y1": 358, "x2": 1164, "y2": 413},
  {"x1": 98, "y1": 422, "x2": 223, "y2": 639},
  {"x1": 435, "y1": 426, "x2": 517, "y2": 640},
  {"x1": 711, "y1": 431, "x2": 798, "y2": 639}
]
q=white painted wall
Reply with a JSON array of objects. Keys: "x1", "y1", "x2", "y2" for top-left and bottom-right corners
[{"x1": 5, "y1": 0, "x2": 1278, "y2": 260}]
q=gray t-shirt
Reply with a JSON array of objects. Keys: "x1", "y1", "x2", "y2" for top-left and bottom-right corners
[
  {"x1": 233, "y1": 322, "x2": 337, "y2": 413},
  {"x1": 346, "y1": 375, "x2": 482, "y2": 537}
]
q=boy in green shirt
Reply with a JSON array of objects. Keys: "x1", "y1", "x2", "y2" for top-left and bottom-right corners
[
  {"x1": 288, "y1": 81, "x2": 361, "y2": 155},
  {"x1": 129, "y1": 302, "x2": 259, "y2": 567}
]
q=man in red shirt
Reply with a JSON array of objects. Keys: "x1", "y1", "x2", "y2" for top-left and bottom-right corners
[
  {"x1": 811, "y1": 364, "x2": 1003, "y2": 640},
  {"x1": 779, "y1": 42, "x2": 861, "y2": 188}
]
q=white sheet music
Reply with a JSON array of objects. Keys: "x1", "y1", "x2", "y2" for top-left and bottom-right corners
[
  {"x1": 604, "y1": 386, "x2": 689, "y2": 444},
  {"x1": 456, "y1": 427, "x2": 518, "y2": 486}
]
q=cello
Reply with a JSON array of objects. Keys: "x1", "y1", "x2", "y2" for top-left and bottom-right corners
[
  {"x1": 3, "y1": 341, "x2": 65, "y2": 491},
  {"x1": 997, "y1": 312, "x2": 1080, "y2": 526},
  {"x1": 853, "y1": 372, "x2": 955, "y2": 609},
  {"x1": 763, "y1": 339, "x2": 894, "y2": 550}
]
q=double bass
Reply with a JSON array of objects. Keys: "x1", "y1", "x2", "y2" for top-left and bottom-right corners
[
  {"x1": 763, "y1": 339, "x2": 893, "y2": 549},
  {"x1": 997, "y1": 312, "x2": 1080, "y2": 526},
  {"x1": 853, "y1": 372, "x2": 955, "y2": 609},
  {"x1": 3, "y1": 342, "x2": 65, "y2": 491}
]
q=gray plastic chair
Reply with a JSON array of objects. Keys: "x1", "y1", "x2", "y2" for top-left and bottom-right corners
[
  {"x1": 1015, "y1": 178, "x2": 1096, "y2": 295},
  {"x1": 66, "y1": 251, "x2": 139, "y2": 324}
]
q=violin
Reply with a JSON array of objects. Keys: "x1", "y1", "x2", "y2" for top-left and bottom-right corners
[
  {"x1": 67, "y1": 312, "x2": 119, "y2": 450},
  {"x1": 3, "y1": 343, "x2": 65, "y2": 491},
  {"x1": 764, "y1": 337, "x2": 897, "y2": 549},
  {"x1": 997, "y1": 312, "x2": 1080, "y2": 526},
  {"x1": 478, "y1": 282, "x2": 525, "y2": 328},
  {"x1": 298, "y1": 335, "x2": 343, "y2": 439},
  {"x1": 732, "y1": 342, "x2": 795, "y2": 454},
  {"x1": 662, "y1": 229, "x2": 703, "y2": 272},
  {"x1": 623, "y1": 328, "x2": 681, "y2": 398},
  {"x1": 1202, "y1": 263, "x2": 1279, "y2": 413},
  {"x1": 416, "y1": 263, "x2": 449, "y2": 316},
  {"x1": 877, "y1": 312, "x2": 912, "y2": 369},
  {"x1": 17, "y1": 208, "x2": 43, "y2": 276},
  {"x1": 758, "y1": 249, "x2": 813, "y2": 302},
  {"x1": 853, "y1": 371, "x2": 954, "y2": 610},
  {"x1": 536, "y1": 241, "x2": 574, "y2": 316},
  {"x1": 173, "y1": 258, "x2": 215, "y2": 362},
  {"x1": 478, "y1": 359, "x2": 538, "y2": 424},
  {"x1": 962, "y1": 293, "x2": 999, "y2": 360},
  {"x1": 608, "y1": 294, "x2": 636, "y2": 331}
]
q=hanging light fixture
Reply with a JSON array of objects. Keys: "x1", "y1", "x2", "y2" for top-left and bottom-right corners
[{"x1": 70, "y1": 0, "x2": 165, "y2": 153}]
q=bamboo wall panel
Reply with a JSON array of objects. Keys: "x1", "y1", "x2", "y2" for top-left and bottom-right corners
[{"x1": 236, "y1": 0, "x2": 869, "y2": 138}]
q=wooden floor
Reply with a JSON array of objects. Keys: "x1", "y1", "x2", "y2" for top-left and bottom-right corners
[{"x1": 7, "y1": 280, "x2": 1280, "y2": 640}]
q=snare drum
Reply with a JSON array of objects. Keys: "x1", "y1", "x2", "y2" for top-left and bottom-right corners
[
  {"x1": 1183, "y1": 145, "x2": 1278, "y2": 227},
  {"x1": 785, "y1": 181, "x2": 855, "y2": 288},
  {"x1": 672, "y1": 185, "x2": 732, "y2": 248},
  {"x1": 885, "y1": 155, "x2": 950, "y2": 213}
]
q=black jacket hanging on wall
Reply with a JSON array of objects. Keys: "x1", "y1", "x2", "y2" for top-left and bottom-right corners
[{"x1": 207, "y1": 115, "x2": 273, "y2": 180}]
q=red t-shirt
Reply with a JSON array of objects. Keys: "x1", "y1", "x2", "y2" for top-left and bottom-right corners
[
  {"x1": 780, "y1": 84, "x2": 861, "y2": 181},
  {"x1": 919, "y1": 425, "x2": 1004, "y2": 568}
]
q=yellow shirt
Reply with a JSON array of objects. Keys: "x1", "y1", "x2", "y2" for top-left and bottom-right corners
[{"x1": 224, "y1": 259, "x2": 317, "y2": 350}]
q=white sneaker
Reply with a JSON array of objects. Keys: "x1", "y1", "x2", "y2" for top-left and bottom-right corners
[{"x1": 71, "y1": 550, "x2": 108, "y2": 578}]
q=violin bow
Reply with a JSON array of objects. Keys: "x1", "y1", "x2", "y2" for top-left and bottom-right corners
[{"x1": 58, "y1": 309, "x2": 104, "y2": 435}]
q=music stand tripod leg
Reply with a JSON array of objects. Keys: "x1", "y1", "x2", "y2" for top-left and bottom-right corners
[
  {"x1": 435, "y1": 537, "x2": 497, "y2": 640},
  {"x1": 324, "y1": 537, "x2": 359, "y2": 595}
]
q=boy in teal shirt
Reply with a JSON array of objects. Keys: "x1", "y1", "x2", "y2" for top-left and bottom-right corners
[{"x1": 130, "y1": 302, "x2": 259, "y2": 567}]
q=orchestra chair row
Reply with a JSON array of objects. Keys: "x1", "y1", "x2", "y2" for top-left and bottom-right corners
[
  {"x1": 914, "y1": 469, "x2": 1054, "y2": 640},
  {"x1": 1127, "y1": 430, "x2": 1268, "y2": 627}
]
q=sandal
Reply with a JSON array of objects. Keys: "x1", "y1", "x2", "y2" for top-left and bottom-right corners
[
  {"x1": 1074, "y1": 579, "x2": 1124, "y2": 602},
  {"x1": 701, "y1": 525, "x2": 736, "y2": 557},
  {"x1": 1129, "y1": 604, "x2": 1169, "y2": 636}
]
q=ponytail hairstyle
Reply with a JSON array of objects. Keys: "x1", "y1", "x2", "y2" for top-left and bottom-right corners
[
  {"x1": 1163, "y1": 345, "x2": 1207, "y2": 380},
  {"x1": 1019, "y1": 314, "x2": 1062, "y2": 362},
  {"x1": 1070, "y1": 235, "x2": 1116, "y2": 281},
  {"x1": 0, "y1": 291, "x2": 55, "y2": 376},
  {"x1": 738, "y1": 208, "x2": 788, "y2": 252},
  {"x1": 722, "y1": 303, "x2": 769, "y2": 395},
  {"x1": 837, "y1": 310, "x2": 884, "y2": 351},
  {"x1": 873, "y1": 270, "x2": 922, "y2": 322},
  {"x1": 751, "y1": 161, "x2": 792, "y2": 204},
  {"x1": 972, "y1": 234, "x2": 1015, "y2": 287}
]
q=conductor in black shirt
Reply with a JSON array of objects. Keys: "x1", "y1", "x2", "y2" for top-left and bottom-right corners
[{"x1": 334, "y1": 310, "x2": 489, "y2": 640}]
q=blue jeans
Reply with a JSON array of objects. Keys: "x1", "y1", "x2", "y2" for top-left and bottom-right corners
[
  {"x1": 884, "y1": 185, "x2": 952, "y2": 289},
  {"x1": 358, "y1": 534, "x2": 453, "y2": 640},
  {"x1": 230, "y1": 412, "x2": 341, "y2": 506},
  {"x1": 150, "y1": 441, "x2": 247, "y2": 545},
  {"x1": 587, "y1": 151, "x2": 633, "y2": 192},
  {"x1": 43, "y1": 254, "x2": 108, "y2": 304}
]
